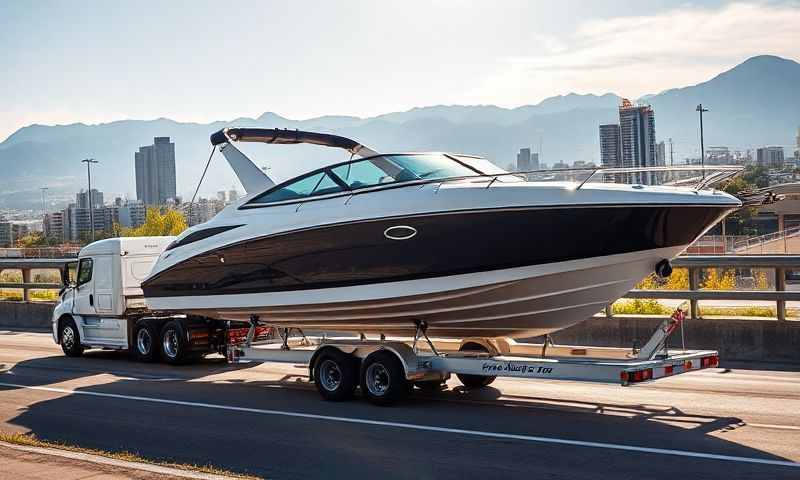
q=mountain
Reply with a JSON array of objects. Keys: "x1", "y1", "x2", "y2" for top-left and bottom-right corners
[{"x1": 1, "y1": 55, "x2": 799, "y2": 209}]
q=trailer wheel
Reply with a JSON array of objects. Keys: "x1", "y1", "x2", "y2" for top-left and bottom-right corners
[
  {"x1": 160, "y1": 320, "x2": 189, "y2": 365},
  {"x1": 59, "y1": 317, "x2": 84, "y2": 357},
  {"x1": 456, "y1": 342, "x2": 496, "y2": 390},
  {"x1": 132, "y1": 321, "x2": 160, "y2": 362},
  {"x1": 360, "y1": 350, "x2": 408, "y2": 406},
  {"x1": 313, "y1": 350, "x2": 358, "y2": 401}
]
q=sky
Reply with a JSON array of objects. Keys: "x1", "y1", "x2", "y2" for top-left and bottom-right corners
[{"x1": 2, "y1": 0, "x2": 800, "y2": 142}]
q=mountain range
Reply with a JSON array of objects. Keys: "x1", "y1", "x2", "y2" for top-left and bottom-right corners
[{"x1": 2, "y1": 55, "x2": 799, "y2": 209}]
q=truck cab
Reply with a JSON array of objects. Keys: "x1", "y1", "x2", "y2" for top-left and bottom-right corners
[{"x1": 52, "y1": 237, "x2": 175, "y2": 353}]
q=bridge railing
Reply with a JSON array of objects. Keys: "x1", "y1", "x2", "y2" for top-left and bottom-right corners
[
  {"x1": 612, "y1": 255, "x2": 800, "y2": 321},
  {"x1": 0, "y1": 259, "x2": 73, "y2": 303}
]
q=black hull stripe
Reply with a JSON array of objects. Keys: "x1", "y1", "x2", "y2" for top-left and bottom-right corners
[{"x1": 142, "y1": 206, "x2": 731, "y2": 298}]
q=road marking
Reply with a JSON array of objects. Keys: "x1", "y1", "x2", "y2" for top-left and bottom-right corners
[
  {"x1": 746, "y1": 423, "x2": 800, "y2": 431},
  {"x1": 0, "y1": 381, "x2": 798, "y2": 469}
]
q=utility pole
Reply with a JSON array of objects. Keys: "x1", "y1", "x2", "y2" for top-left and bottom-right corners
[
  {"x1": 81, "y1": 158, "x2": 99, "y2": 241},
  {"x1": 696, "y1": 104, "x2": 709, "y2": 176},
  {"x1": 668, "y1": 138, "x2": 674, "y2": 166}
]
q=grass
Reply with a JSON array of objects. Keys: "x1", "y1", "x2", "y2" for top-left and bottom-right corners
[
  {"x1": 0, "y1": 431, "x2": 261, "y2": 479},
  {"x1": 611, "y1": 299, "x2": 673, "y2": 315},
  {"x1": 0, "y1": 289, "x2": 59, "y2": 302},
  {"x1": 699, "y1": 306, "x2": 800, "y2": 318}
]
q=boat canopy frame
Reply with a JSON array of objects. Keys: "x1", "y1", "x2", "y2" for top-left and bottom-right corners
[{"x1": 210, "y1": 127, "x2": 379, "y2": 158}]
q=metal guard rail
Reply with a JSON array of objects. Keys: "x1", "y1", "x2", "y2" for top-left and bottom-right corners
[{"x1": 618, "y1": 255, "x2": 800, "y2": 321}]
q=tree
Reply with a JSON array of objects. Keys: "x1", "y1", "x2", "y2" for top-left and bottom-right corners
[
  {"x1": 15, "y1": 231, "x2": 63, "y2": 247},
  {"x1": 119, "y1": 208, "x2": 187, "y2": 237}
]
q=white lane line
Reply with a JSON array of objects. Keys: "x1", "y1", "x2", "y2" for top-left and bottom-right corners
[
  {"x1": 0, "y1": 381, "x2": 798, "y2": 469},
  {"x1": 746, "y1": 423, "x2": 800, "y2": 431}
]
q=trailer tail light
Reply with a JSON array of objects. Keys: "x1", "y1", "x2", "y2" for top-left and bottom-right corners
[
  {"x1": 664, "y1": 365, "x2": 674, "y2": 376},
  {"x1": 700, "y1": 355, "x2": 719, "y2": 368},
  {"x1": 684, "y1": 360, "x2": 693, "y2": 370},
  {"x1": 622, "y1": 368, "x2": 653, "y2": 384}
]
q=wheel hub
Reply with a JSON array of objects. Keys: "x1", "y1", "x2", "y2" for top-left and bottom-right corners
[
  {"x1": 319, "y1": 359, "x2": 342, "y2": 392},
  {"x1": 163, "y1": 329, "x2": 179, "y2": 358},
  {"x1": 137, "y1": 328, "x2": 152, "y2": 355},
  {"x1": 365, "y1": 363, "x2": 390, "y2": 396},
  {"x1": 62, "y1": 326, "x2": 74, "y2": 349}
]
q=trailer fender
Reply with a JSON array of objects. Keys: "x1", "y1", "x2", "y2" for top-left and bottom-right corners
[{"x1": 309, "y1": 345, "x2": 360, "y2": 382}]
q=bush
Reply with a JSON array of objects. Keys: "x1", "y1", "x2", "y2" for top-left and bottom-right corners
[{"x1": 611, "y1": 299, "x2": 672, "y2": 315}]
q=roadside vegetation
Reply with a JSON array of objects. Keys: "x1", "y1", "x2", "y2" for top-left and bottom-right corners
[{"x1": 0, "y1": 431, "x2": 261, "y2": 479}]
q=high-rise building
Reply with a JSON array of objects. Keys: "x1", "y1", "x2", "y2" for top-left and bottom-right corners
[
  {"x1": 795, "y1": 127, "x2": 800, "y2": 163},
  {"x1": 516, "y1": 148, "x2": 531, "y2": 171},
  {"x1": 135, "y1": 137, "x2": 177, "y2": 205},
  {"x1": 228, "y1": 189, "x2": 239, "y2": 203},
  {"x1": 531, "y1": 152, "x2": 540, "y2": 170},
  {"x1": 0, "y1": 222, "x2": 13, "y2": 247},
  {"x1": 656, "y1": 141, "x2": 666, "y2": 166},
  {"x1": 756, "y1": 146, "x2": 785, "y2": 169},
  {"x1": 76, "y1": 189, "x2": 104, "y2": 209},
  {"x1": 599, "y1": 124, "x2": 621, "y2": 167},
  {"x1": 44, "y1": 212, "x2": 66, "y2": 241},
  {"x1": 618, "y1": 99, "x2": 656, "y2": 169}
]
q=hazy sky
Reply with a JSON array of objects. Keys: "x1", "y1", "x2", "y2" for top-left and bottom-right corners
[{"x1": 2, "y1": 0, "x2": 799, "y2": 141}]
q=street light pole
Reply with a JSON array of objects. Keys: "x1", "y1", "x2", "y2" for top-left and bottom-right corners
[
  {"x1": 696, "y1": 104, "x2": 709, "y2": 177},
  {"x1": 81, "y1": 158, "x2": 99, "y2": 241}
]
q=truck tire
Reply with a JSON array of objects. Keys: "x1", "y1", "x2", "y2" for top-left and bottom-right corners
[
  {"x1": 360, "y1": 350, "x2": 408, "y2": 406},
  {"x1": 313, "y1": 349, "x2": 358, "y2": 401},
  {"x1": 59, "y1": 317, "x2": 84, "y2": 357},
  {"x1": 456, "y1": 342, "x2": 496, "y2": 390},
  {"x1": 160, "y1": 320, "x2": 189, "y2": 365},
  {"x1": 132, "y1": 321, "x2": 160, "y2": 363}
]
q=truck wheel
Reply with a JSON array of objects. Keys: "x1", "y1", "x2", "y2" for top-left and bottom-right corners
[
  {"x1": 132, "y1": 321, "x2": 160, "y2": 363},
  {"x1": 313, "y1": 350, "x2": 358, "y2": 401},
  {"x1": 59, "y1": 317, "x2": 84, "y2": 357},
  {"x1": 360, "y1": 350, "x2": 408, "y2": 406},
  {"x1": 456, "y1": 342, "x2": 496, "y2": 390},
  {"x1": 160, "y1": 320, "x2": 189, "y2": 365}
]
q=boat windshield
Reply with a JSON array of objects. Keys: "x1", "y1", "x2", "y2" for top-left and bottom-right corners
[
  {"x1": 248, "y1": 154, "x2": 480, "y2": 205},
  {"x1": 331, "y1": 154, "x2": 478, "y2": 190}
]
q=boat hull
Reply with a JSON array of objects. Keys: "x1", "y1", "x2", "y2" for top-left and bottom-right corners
[
  {"x1": 150, "y1": 245, "x2": 684, "y2": 338},
  {"x1": 143, "y1": 204, "x2": 733, "y2": 338}
]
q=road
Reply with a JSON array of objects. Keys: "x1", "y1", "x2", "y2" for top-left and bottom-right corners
[{"x1": 0, "y1": 331, "x2": 798, "y2": 480}]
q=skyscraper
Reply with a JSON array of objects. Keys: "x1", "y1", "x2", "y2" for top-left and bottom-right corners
[
  {"x1": 135, "y1": 137, "x2": 176, "y2": 205},
  {"x1": 516, "y1": 148, "x2": 531, "y2": 171},
  {"x1": 756, "y1": 146, "x2": 785, "y2": 169},
  {"x1": 531, "y1": 152, "x2": 540, "y2": 170},
  {"x1": 76, "y1": 189, "x2": 104, "y2": 209},
  {"x1": 599, "y1": 124, "x2": 622, "y2": 167},
  {"x1": 618, "y1": 99, "x2": 657, "y2": 169}
]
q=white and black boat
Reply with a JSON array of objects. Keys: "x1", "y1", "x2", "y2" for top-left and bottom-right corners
[{"x1": 142, "y1": 128, "x2": 741, "y2": 338}]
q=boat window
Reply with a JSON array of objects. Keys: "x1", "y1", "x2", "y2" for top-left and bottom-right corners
[
  {"x1": 331, "y1": 154, "x2": 477, "y2": 190},
  {"x1": 250, "y1": 171, "x2": 344, "y2": 204}
]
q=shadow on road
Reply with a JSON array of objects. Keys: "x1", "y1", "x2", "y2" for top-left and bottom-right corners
[{"x1": 0, "y1": 352, "x2": 797, "y2": 480}]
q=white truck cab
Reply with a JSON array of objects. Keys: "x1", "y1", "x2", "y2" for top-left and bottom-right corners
[{"x1": 52, "y1": 237, "x2": 175, "y2": 353}]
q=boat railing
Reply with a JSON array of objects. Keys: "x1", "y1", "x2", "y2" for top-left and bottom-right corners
[{"x1": 456, "y1": 165, "x2": 744, "y2": 191}]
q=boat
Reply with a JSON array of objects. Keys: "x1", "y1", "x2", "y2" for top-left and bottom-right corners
[{"x1": 142, "y1": 127, "x2": 741, "y2": 338}]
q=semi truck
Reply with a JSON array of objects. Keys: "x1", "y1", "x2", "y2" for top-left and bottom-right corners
[{"x1": 52, "y1": 237, "x2": 720, "y2": 405}]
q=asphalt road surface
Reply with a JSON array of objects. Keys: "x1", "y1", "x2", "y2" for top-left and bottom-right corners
[{"x1": 0, "y1": 331, "x2": 798, "y2": 480}]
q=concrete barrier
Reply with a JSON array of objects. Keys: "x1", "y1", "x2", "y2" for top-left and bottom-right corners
[
  {"x1": 1, "y1": 302, "x2": 797, "y2": 363},
  {"x1": 539, "y1": 316, "x2": 800, "y2": 364},
  {"x1": 0, "y1": 302, "x2": 54, "y2": 331}
]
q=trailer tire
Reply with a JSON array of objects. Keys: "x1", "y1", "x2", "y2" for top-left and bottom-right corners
[
  {"x1": 313, "y1": 350, "x2": 358, "y2": 402},
  {"x1": 160, "y1": 320, "x2": 189, "y2": 365},
  {"x1": 360, "y1": 350, "x2": 408, "y2": 406},
  {"x1": 132, "y1": 320, "x2": 160, "y2": 363},
  {"x1": 456, "y1": 342, "x2": 496, "y2": 390},
  {"x1": 59, "y1": 317, "x2": 84, "y2": 357}
]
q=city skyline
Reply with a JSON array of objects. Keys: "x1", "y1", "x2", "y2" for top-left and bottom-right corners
[{"x1": 3, "y1": 1, "x2": 800, "y2": 141}]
